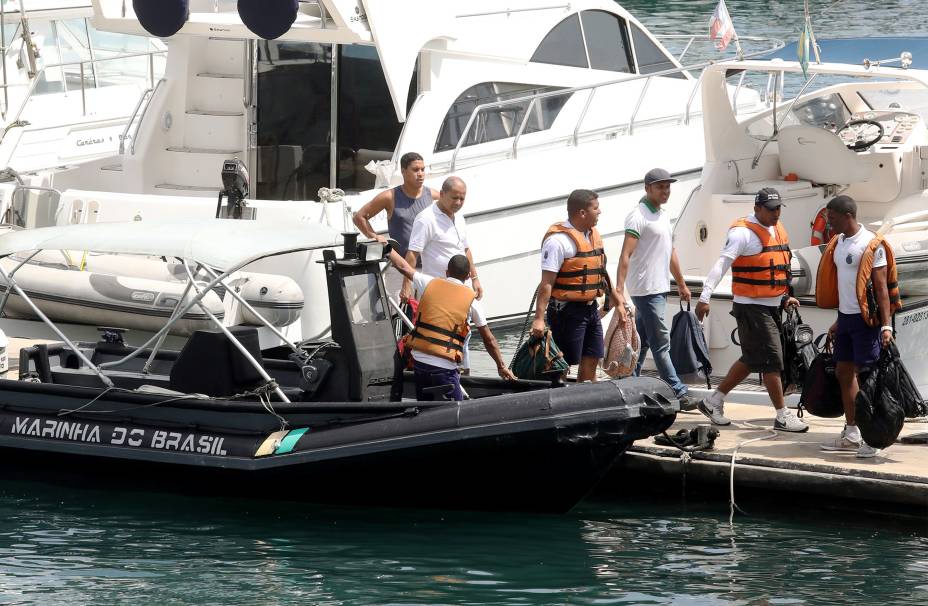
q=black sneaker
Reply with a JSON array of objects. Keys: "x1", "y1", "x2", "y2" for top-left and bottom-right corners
[{"x1": 676, "y1": 394, "x2": 697, "y2": 411}]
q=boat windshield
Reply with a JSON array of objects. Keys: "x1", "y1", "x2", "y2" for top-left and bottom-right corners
[
  {"x1": 737, "y1": 70, "x2": 928, "y2": 141},
  {"x1": 342, "y1": 273, "x2": 388, "y2": 325}
]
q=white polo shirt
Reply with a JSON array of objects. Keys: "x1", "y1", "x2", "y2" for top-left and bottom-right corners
[
  {"x1": 408, "y1": 202, "x2": 469, "y2": 279},
  {"x1": 835, "y1": 226, "x2": 886, "y2": 315},
  {"x1": 410, "y1": 272, "x2": 486, "y2": 370},
  {"x1": 624, "y1": 198, "x2": 672, "y2": 296}
]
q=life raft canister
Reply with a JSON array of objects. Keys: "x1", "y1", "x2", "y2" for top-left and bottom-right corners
[
  {"x1": 406, "y1": 279, "x2": 475, "y2": 363},
  {"x1": 543, "y1": 224, "x2": 607, "y2": 302},
  {"x1": 729, "y1": 218, "x2": 792, "y2": 299},
  {"x1": 815, "y1": 235, "x2": 902, "y2": 327},
  {"x1": 810, "y1": 207, "x2": 835, "y2": 246}
]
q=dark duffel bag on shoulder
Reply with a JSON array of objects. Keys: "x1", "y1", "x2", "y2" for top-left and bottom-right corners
[{"x1": 799, "y1": 334, "x2": 843, "y2": 418}]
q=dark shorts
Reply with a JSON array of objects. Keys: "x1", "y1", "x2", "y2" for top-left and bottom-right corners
[
  {"x1": 731, "y1": 302, "x2": 783, "y2": 373},
  {"x1": 547, "y1": 300, "x2": 604, "y2": 366},
  {"x1": 834, "y1": 312, "x2": 880, "y2": 368},
  {"x1": 413, "y1": 360, "x2": 464, "y2": 401}
]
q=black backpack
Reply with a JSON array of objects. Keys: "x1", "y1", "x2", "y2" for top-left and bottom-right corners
[{"x1": 669, "y1": 301, "x2": 712, "y2": 389}]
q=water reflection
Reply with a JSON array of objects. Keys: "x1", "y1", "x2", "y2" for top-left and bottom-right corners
[{"x1": 0, "y1": 482, "x2": 925, "y2": 604}]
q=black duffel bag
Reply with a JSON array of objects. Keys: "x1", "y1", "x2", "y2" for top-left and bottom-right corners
[
  {"x1": 799, "y1": 334, "x2": 844, "y2": 418},
  {"x1": 855, "y1": 346, "x2": 906, "y2": 449}
]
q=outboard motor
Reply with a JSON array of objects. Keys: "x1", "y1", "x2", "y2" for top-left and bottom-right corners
[
  {"x1": 322, "y1": 234, "x2": 396, "y2": 401},
  {"x1": 216, "y1": 159, "x2": 255, "y2": 220}
]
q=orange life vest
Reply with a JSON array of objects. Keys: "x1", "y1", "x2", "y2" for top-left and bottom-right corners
[
  {"x1": 810, "y1": 208, "x2": 834, "y2": 246},
  {"x1": 543, "y1": 224, "x2": 606, "y2": 302},
  {"x1": 729, "y1": 218, "x2": 792, "y2": 299},
  {"x1": 405, "y1": 278, "x2": 475, "y2": 363},
  {"x1": 815, "y1": 234, "x2": 902, "y2": 327}
]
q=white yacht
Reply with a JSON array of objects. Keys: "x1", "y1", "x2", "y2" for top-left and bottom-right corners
[
  {"x1": 667, "y1": 38, "x2": 928, "y2": 397},
  {"x1": 0, "y1": 0, "x2": 776, "y2": 345},
  {"x1": 0, "y1": 0, "x2": 166, "y2": 171}
]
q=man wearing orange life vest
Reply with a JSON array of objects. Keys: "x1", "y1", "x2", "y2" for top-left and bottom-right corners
[
  {"x1": 387, "y1": 250, "x2": 515, "y2": 401},
  {"x1": 694, "y1": 188, "x2": 809, "y2": 432},
  {"x1": 816, "y1": 195, "x2": 899, "y2": 458},
  {"x1": 531, "y1": 189, "x2": 614, "y2": 382}
]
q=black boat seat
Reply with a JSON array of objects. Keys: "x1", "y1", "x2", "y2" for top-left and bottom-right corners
[{"x1": 169, "y1": 326, "x2": 266, "y2": 398}]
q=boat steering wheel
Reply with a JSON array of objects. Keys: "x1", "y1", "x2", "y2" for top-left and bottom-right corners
[{"x1": 836, "y1": 119, "x2": 884, "y2": 151}]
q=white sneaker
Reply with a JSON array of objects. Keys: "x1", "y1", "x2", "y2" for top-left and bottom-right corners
[
  {"x1": 821, "y1": 429, "x2": 862, "y2": 452},
  {"x1": 856, "y1": 443, "x2": 881, "y2": 458},
  {"x1": 697, "y1": 398, "x2": 731, "y2": 426},
  {"x1": 773, "y1": 410, "x2": 809, "y2": 433}
]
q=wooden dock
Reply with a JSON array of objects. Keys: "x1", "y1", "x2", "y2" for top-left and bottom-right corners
[{"x1": 617, "y1": 402, "x2": 928, "y2": 515}]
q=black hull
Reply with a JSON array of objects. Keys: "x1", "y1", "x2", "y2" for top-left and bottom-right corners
[{"x1": 0, "y1": 378, "x2": 677, "y2": 513}]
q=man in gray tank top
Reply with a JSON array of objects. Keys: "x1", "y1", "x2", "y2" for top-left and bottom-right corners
[{"x1": 353, "y1": 152, "x2": 439, "y2": 300}]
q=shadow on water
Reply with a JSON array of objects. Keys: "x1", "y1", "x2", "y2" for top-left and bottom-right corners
[{"x1": 0, "y1": 478, "x2": 925, "y2": 605}]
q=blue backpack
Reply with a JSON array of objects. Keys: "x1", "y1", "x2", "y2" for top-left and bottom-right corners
[{"x1": 669, "y1": 301, "x2": 712, "y2": 389}]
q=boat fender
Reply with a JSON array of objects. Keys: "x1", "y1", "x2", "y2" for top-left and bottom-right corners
[
  {"x1": 133, "y1": 0, "x2": 189, "y2": 38},
  {"x1": 238, "y1": 0, "x2": 298, "y2": 40}
]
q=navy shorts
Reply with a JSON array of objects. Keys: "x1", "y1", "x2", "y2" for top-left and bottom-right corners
[
  {"x1": 547, "y1": 300, "x2": 604, "y2": 365},
  {"x1": 413, "y1": 360, "x2": 464, "y2": 401},
  {"x1": 834, "y1": 312, "x2": 880, "y2": 368}
]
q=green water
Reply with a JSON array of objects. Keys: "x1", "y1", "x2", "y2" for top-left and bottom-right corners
[
  {"x1": 0, "y1": 482, "x2": 924, "y2": 605},
  {"x1": 4, "y1": 2, "x2": 928, "y2": 604}
]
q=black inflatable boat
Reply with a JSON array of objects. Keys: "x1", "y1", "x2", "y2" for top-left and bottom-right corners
[{"x1": 0, "y1": 221, "x2": 678, "y2": 512}]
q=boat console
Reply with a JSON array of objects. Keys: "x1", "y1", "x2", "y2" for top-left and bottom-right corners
[{"x1": 836, "y1": 110, "x2": 923, "y2": 149}]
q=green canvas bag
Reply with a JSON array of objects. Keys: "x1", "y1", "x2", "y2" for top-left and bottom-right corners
[{"x1": 511, "y1": 329, "x2": 569, "y2": 380}]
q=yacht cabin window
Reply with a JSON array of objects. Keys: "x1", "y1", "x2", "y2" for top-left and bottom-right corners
[
  {"x1": 434, "y1": 82, "x2": 569, "y2": 152},
  {"x1": 630, "y1": 24, "x2": 684, "y2": 78},
  {"x1": 580, "y1": 10, "x2": 632, "y2": 72},
  {"x1": 531, "y1": 13, "x2": 588, "y2": 68}
]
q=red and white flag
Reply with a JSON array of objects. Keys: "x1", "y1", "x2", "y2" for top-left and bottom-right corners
[{"x1": 709, "y1": 0, "x2": 736, "y2": 51}]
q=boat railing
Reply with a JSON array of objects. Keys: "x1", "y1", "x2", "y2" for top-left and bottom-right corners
[
  {"x1": 448, "y1": 35, "x2": 784, "y2": 172},
  {"x1": 0, "y1": 48, "x2": 167, "y2": 145},
  {"x1": 119, "y1": 77, "x2": 165, "y2": 155}
]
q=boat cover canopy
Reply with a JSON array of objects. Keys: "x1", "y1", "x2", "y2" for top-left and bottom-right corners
[
  {"x1": 765, "y1": 37, "x2": 928, "y2": 70},
  {"x1": 0, "y1": 220, "x2": 343, "y2": 272}
]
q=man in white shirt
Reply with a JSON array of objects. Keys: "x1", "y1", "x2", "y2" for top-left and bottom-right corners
[
  {"x1": 388, "y1": 250, "x2": 514, "y2": 400},
  {"x1": 817, "y1": 195, "x2": 894, "y2": 458},
  {"x1": 406, "y1": 176, "x2": 481, "y2": 372},
  {"x1": 615, "y1": 168, "x2": 691, "y2": 406},
  {"x1": 694, "y1": 188, "x2": 808, "y2": 433}
]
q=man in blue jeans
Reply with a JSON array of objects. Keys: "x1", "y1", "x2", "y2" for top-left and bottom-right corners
[{"x1": 615, "y1": 168, "x2": 692, "y2": 408}]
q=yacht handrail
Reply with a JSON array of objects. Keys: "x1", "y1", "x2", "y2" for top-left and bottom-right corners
[
  {"x1": 120, "y1": 77, "x2": 164, "y2": 155},
  {"x1": 0, "y1": 48, "x2": 167, "y2": 144},
  {"x1": 449, "y1": 35, "x2": 784, "y2": 172}
]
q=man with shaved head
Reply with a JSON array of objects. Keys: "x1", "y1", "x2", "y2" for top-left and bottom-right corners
[{"x1": 406, "y1": 176, "x2": 482, "y2": 373}]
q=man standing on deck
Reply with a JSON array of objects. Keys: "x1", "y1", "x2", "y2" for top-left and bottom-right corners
[
  {"x1": 614, "y1": 168, "x2": 692, "y2": 408},
  {"x1": 387, "y1": 250, "x2": 514, "y2": 400},
  {"x1": 694, "y1": 187, "x2": 809, "y2": 433},
  {"x1": 406, "y1": 176, "x2": 482, "y2": 374},
  {"x1": 532, "y1": 189, "x2": 614, "y2": 382},
  {"x1": 816, "y1": 195, "x2": 898, "y2": 458},
  {"x1": 352, "y1": 152, "x2": 439, "y2": 300}
]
